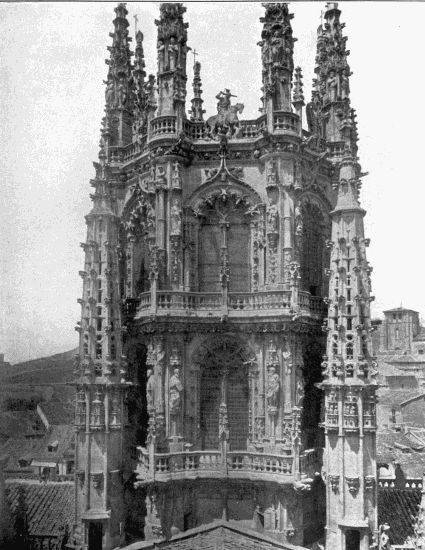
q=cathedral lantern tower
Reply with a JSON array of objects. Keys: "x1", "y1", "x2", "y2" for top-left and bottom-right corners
[{"x1": 73, "y1": 4, "x2": 377, "y2": 549}]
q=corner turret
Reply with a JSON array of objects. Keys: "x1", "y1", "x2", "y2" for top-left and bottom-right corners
[
  {"x1": 155, "y1": 3, "x2": 190, "y2": 127},
  {"x1": 103, "y1": 3, "x2": 134, "y2": 160},
  {"x1": 259, "y1": 3, "x2": 297, "y2": 132},
  {"x1": 308, "y1": 2, "x2": 356, "y2": 157}
]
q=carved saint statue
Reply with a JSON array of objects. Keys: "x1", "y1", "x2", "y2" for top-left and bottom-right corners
[
  {"x1": 170, "y1": 199, "x2": 182, "y2": 236},
  {"x1": 169, "y1": 368, "x2": 183, "y2": 415},
  {"x1": 295, "y1": 201, "x2": 303, "y2": 237},
  {"x1": 267, "y1": 367, "x2": 280, "y2": 408},
  {"x1": 271, "y1": 31, "x2": 283, "y2": 64},
  {"x1": 168, "y1": 37, "x2": 179, "y2": 70},
  {"x1": 295, "y1": 367, "x2": 304, "y2": 407},
  {"x1": 105, "y1": 81, "x2": 115, "y2": 108},
  {"x1": 340, "y1": 68, "x2": 350, "y2": 100},
  {"x1": 327, "y1": 70, "x2": 338, "y2": 103},
  {"x1": 145, "y1": 75, "x2": 156, "y2": 105},
  {"x1": 117, "y1": 78, "x2": 127, "y2": 108},
  {"x1": 146, "y1": 203, "x2": 156, "y2": 234},
  {"x1": 266, "y1": 198, "x2": 279, "y2": 233},
  {"x1": 146, "y1": 369, "x2": 154, "y2": 409},
  {"x1": 157, "y1": 40, "x2": 165, "y2": 73}
]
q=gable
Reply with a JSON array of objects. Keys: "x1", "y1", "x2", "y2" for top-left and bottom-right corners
[{"x1": 124, "y1": 521, "x2": 305, "y2": 550}]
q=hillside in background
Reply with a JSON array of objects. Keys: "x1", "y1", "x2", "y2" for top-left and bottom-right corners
[{"x1": 0, "y1": 348, "x2": 78, "y2": 385}]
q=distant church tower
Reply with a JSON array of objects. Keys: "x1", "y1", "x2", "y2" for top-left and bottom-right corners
[{"x1": 73, "y1": 3, "x2": 377, "y2": 550}]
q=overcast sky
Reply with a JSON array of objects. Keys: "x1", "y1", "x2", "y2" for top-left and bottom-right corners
[{"x1": 1, "y1": 2, "x2": 423, "y2": 364}]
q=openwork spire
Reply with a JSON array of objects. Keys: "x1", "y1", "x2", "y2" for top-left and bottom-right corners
[
  {"x1": 258, "y1": 3, "x2": 296, "y2": 112},
  {"x1": 155, "y1": 3, "x2": 190, "y2": 118},
  {"x1": 133, "y1": 30, "x2": 146, "y2": 114},
  {"x1": 104, "y1": 3, "x2": 134, "y2": 112},
  {"x1": 190, "y1": 61, "x2": 205, "y2": 122},
  {"x1": 308, "y1": 3, "x2": 356, "y2": 151}
]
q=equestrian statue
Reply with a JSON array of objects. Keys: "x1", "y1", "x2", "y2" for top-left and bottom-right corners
[{"x1": 206, "y1": 89, "x2": 244, "y2": 137}]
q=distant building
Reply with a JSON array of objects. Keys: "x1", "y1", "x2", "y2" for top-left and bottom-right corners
[{"x1": 373, "y1": 307, "x2": 425, "y2": 356}]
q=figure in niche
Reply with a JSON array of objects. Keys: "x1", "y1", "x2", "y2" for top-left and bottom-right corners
[
  {"x1": 169, "y1": 368, "x2": 183, "y2": 415},
  {"x1": 157, "y1": 40, "x2": 165, "y2": 73},
  {"x1": 168, "y1": 37, "x2": 179, "y2": 70},
  {"x1": 267, "y1": 366, "x2": 280, "y2": 408},
  {"x1": 271, "y1": 31, "x2": 283, "y2": 64},
  {"x1": 340, "y1": 68, "x2": 350, "y2": 99},
  {"x1": 145, "y1": 75, "x2": 156, "y2": 105},
  {"x1": 295, "y1": 367, "x2": 304, "y2": 407},
  {"x1": 295, "y1": 201, "x2": 303, "y2": 236},
  {"x1": 146, "y1": 203, "x2": 155, "y2": 234},
  {"x1": 266, "y1": 198, "x2": 279, "y2": 233},
  {"x1": 117, "y1": 77, "x2": 127, "y2": 108},
  {"x1": 105, "y1": 80, "x2": 115, "y2": 108},
  {"x1": 327, "y1": 70, "x2": 338, "y2": 103},
  {"x1": 146, "y1": 369, "x2": 154, "y2": 409},
  {"x1": 170, "y1": 199, "x2": 182, "y2": 236}
]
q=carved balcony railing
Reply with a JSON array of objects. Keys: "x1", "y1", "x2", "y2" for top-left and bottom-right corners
[
  {"x1": 135, "y1": 447, "x2": 295, "y2": 485},
  {"x1": 236, "y1": 116, "x2": 267, "y2": 139},
  {"x1": 273, "y1": 112, "x2": 300, "y2": 135},
  {"x1": 299, "y1": 447, "x2": 324, "y2": 481},
  {"x1": 183, "y1": 120, "x2": 205, "y2": 141},
  {"x1": 150, "y1": 116, "x2": 177, "y2": 139},
  {"x1": 122, "y1": 135, "x2": 148, "y2": 163},
  {"x1": 229, "y1": 291, "x2": 291, "y2": 311},
  {"x1": 130, "y1": 290, "x2": 326, "y2": 320}
]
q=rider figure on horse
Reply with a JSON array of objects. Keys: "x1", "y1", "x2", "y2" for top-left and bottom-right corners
[{"x1": 216, "y1": 89, "x2": 237, "y2": 115}]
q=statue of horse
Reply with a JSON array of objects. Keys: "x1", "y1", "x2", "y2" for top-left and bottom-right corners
[{"x1": 206, "y1": 103, "x2": 245, "y2": 136}]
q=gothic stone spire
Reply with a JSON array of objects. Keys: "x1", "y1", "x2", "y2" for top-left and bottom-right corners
[
  {"x1": 103, "y1": 3, "x2": 135, "y2": 154},
  {"x1": 308, "y1": 2, "x2": 355, "y2": 151},
  {"x1": 320, "y1": 146, "x2": 378, "y2": 549},
  {"x1": 259, "y1": 3, "x2": 296, "y2": 114},
  {"x1": 190, "y1": 61, "x2": 205, "y2": 122},
  {"x1": 155, "y1": 3, "x2": 190, "y2": 119}
]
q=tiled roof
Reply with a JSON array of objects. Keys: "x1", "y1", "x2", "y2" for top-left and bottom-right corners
[
  {"x1": 379, "y1": 362, "x2": 415, "y2": 377},
  {"x1": 6, "y1": 481, "x2": 74, "y2": 536},
  {"x1": 0, "y1": 436, "x2": 44, "y2": 473},
  {"x1": 387, "y1": 355, "x2": 425, "y2": 364},
  {"x1": 378, "y1": 488, "x2": 421, "y2": 545},
  {"x1": 384, "y1": 307, "x2": 418, "y2": 313},
  {"x1": 31, "y1": 425, "x2": 74, "y2": 463},
  {"x1": 378, "y1": 390, "x2": 424, "y2": 407},
  {"x1": 376, "y1": 430, "x2": 425, "y2": 477},
  {"x1": 377, "y1": 431, "x2": 414, "y2": 455},
  {"x1": 0, "y1": 411, "x2": 45, "y2": 439}
]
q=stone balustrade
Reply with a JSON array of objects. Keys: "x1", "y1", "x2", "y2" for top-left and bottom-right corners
[
  {"x1": 273, "y1": 111, "x2": 300, "y2": 135},
  {"x1": 130, "y1": 290, "x2": 325, "y2": 320},
  {"x1": 135, "y1": 447, "x2": 296, "y2": 485},
  {"x1": 150, "y1": 116, "x2": 177, "y2": 138}
]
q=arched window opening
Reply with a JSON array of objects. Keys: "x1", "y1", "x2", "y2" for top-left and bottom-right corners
[
  {"x1": 198, "y1": 207, "x2": 250, "y2": 293},
  {"x1": 300, "y1": 202, "x2": 327, "y2": 297},
  {"x1": 199, "y1": 340, "x2": 250, "y2": 451}
]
